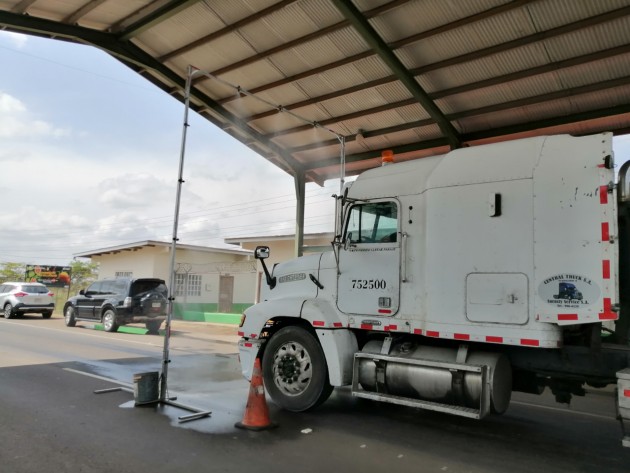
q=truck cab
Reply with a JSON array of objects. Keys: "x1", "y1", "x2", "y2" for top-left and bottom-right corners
[{"x1": 237, "y1": 133, "x2": 630, "y2": 445}]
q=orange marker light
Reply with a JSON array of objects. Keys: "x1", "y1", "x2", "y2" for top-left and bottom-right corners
[{"x1": 381, "y1": 149, "x2": 394, "y2": 166}]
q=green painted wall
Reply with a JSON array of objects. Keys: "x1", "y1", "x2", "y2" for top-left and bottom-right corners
[{"x1": 173, "y1": 302, "x2": 252, "y2": 324}]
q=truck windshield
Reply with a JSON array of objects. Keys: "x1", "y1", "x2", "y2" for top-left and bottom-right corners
[{"x1": 346, "y1": 201, "x2": 398, "y2": 243}]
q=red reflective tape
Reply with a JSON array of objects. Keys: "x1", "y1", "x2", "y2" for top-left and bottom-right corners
[
  {"x1": 604, "y1": 297, "x2": 612, "y2": 312},
  {"x1": 600, "y1": 185, "x2": 608, "y2": 204},
  {"x1": 250, "y1": 334, "x2": 257, "y2": 339},
  {"x1": 521, "y1": 339, "x2": 540, "y2": 346},
  {"x1": 597, "y1": 163, "x2": 606, "y2": 168},
  {"x1": 454, "y1": 333, "x2": 470, "y2": 340},
  {"x1": 361, "y1": 324, "x2": 373, "y2": 330},
  {"x1": 603, "y1": 260, "x2": 611, "y2": 279},
  {"x1": 558, "y1": 314, "x2": 578, "y2": 321},
  {"x1": 599, "y1": 312, "x2": 617, "y2": 320},
  {"x1": 244, "y1": 342, "x2": 253, "y2": 348},
  {"x1": 486, "y1": 336, "x2": 503, "y2": 343},
  {"x1": 237, "y1": 331, "x2": 244, "y2": 337},
  {"x1": 387, "y1": 325, "x2": 398, "y2": 331},
  {"x1": 413, "y1": 329, "x2": 423, "y2": 335},
  {"x1": 624, "y1": 389, "x2": 630, "y2": 398},
  {"x1": 312, "y1": 320, "x2": 325, "y2": 327},
  {"x1": 332, "y1": 322, "x2": 343, "y2": 328},
  {"x1": 602, "y1": 222, "x2": 610, "y2": 242},
  {"x1": 426, "y1": 330, "x2": 439, "y2": 337},
  {"x1": 378, "y1": 309, "x2": 392, "y2": 314}
]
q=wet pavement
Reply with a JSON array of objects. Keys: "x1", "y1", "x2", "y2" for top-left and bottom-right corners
[{"x1": 1, "y1": 317, "x2": 630, "y2": 473}]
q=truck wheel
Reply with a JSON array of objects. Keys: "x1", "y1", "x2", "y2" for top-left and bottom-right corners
[
  {"x1": 3, "y1": 303, "x2": 14, "y2": 319},
  {"x1": 102, "y1": 309, "x2": 119, "y2": 333},
  {"x1": 262, "y1": 325, "x2": 333, "y2": 412},
  {"x1": 64, "y1": 306, "x2": 77, "y2": 327}
]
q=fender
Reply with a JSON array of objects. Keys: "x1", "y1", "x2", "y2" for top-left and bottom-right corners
[
  {"x1": 301, "y1": 298, "x2": 356, "y2": 386},
  {"x1": 238, "y1": 297, "x2": 307, "y2": 340}
]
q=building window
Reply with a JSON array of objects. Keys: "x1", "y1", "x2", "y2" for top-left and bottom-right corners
[
  {"x1": 187, "y1": 274, "x2": 201, "y2": 296},
  {"x1": 115, "y1": 271, "x2": 133, "y2": 278},
  {"x1": 175, "y1": 273, "x2": 186, "y2": 297},
  {"x1": 175, "y1": 273, "x2": 201, "y2": 297}
]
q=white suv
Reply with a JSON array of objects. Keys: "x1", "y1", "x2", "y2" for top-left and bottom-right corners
[{"x1": 0, "y1": 282, "x2": 55, "y2": 319}]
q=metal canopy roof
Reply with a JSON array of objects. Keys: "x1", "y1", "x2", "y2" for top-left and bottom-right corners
[{"x1": 2, "y1": 0, "x2": 630, "y2": 185}]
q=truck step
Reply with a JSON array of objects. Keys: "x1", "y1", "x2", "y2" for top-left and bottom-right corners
[{"x1": 351, "y1": 390, "x2": 484, "y2": 419}]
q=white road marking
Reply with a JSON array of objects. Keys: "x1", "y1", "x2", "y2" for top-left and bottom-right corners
[
  {"x1": 62, "y1": 367, "x2": 134, "y2": 387},
  {"x1": 511, "y1": 400, "x2": 615, "y2": 421}
]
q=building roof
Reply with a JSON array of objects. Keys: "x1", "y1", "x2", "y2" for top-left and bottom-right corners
[
  {"x1": 2, "y1": 1, "x2": 629, "y2": 184},
  {"x1": 224, "y1": 231, "x2": 335, "y2": 245},
  {"x1": 74, "y1": 240, "x2": 253, "y2": 258}
]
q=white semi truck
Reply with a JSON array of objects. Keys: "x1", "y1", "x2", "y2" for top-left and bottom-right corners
[{"x1": 237, "y1": 133, "x2": 630, "y2": 445}]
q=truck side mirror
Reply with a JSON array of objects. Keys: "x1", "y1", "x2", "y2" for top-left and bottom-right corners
[
  {"x1": 254, "y1": 246, "x2": 276, "y2": 289},
  {"x1": 255, "y1": 246, "x2": 270, "y2": 259}
]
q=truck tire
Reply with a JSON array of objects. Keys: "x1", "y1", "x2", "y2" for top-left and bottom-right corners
[
  {"x1": 102, "y1": 309, "x2": 119, "y2": 333},
  {"x1": 262, "y1": 325, "x2": 333, "y2": 412}
]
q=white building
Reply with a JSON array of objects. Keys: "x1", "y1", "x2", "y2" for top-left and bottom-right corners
[{"x1": 74, "y1": 240, "x2": 255, "y2": 323}]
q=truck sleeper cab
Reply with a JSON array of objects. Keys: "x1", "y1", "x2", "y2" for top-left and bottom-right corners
[{"x1": 238, "y1": 133, "x2": 630, "y2": 445}]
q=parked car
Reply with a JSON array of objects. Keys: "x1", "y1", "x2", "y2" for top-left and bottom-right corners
[
  {"x1": 63, "y1": 277, "x2": 168, "y2": 334},
  {"x1": 0, "y1": 282, "x2": 55, "y2": 319}
]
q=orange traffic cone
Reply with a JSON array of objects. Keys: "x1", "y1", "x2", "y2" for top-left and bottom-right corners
[{"x1": 235, "y1": 358, "x2": 276, "y2": 431}]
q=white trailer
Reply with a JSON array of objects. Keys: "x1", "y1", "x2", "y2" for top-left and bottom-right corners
[{"x1": 237, "y1": 133, "x2": 630, "y2": 446}]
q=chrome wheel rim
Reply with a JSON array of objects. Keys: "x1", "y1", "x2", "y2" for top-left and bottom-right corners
[
  {"x1": 271, "y1": 340, "x2": 312, "y2": 396},
  {"x1": 103, "y1": 312, "x2": 114, "y2": 330}
]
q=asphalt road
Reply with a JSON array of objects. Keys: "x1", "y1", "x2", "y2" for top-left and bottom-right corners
[{"x1": 1, "y1": 316, "x2": 629, "y2": 473}]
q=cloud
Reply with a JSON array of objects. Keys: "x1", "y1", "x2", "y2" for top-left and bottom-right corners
[
  {"x1": 0, "y1": 91, "x2": 71, "y2": 138},
  {"x1": 97, "y1": 173, "x2": 178, "y2": 209},
  {"x1": 0, "y1": 31, "x2": 28, "y2": 48}
]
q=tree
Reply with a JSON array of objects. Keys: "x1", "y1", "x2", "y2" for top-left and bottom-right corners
[
  {"x1": 0, "y1": 262, "x2": 26, "y2": 282},
  {"x1": 68, "y1": 260, "x2": 99, "y2": 294}
]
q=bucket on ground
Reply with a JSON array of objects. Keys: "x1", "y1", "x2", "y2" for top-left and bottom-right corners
[{"x1": 133, "y1": 371, "x2": 159, "y2": 405}]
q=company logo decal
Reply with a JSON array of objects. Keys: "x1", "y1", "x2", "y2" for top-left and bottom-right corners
[{"x1": 538, "y1": 274, "x2": 600, "y2": 309}]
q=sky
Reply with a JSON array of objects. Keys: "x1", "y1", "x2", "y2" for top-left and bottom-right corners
[
  {"x1": 1, "y1": 30, "x2": 630, "y2": 266},
  {"x1": 0, "y1": 31, "x2": 341, "y2": 266}
]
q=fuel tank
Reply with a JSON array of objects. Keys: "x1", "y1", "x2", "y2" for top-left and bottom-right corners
[{"x1": 357, "y1": 340, "x2": 512, "y2": 414}]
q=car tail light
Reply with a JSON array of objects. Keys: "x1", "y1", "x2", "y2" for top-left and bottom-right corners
[
  {"x1": 14, "y1": 292, "x2": 28, "y2": 298},
  {"x1": 48, "y1": 292, "x2": 54, "y2": 297},
  {"x1": 123, "y1": 297, "x2": 132, "y2": 308}
]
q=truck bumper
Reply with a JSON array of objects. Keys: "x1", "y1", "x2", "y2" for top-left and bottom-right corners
[{"x1": 238, "y1": 338, "x2": 264, "y2": 381}]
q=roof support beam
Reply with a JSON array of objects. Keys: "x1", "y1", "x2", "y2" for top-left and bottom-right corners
[
  {"x1": 304, "y1": 104, "x2": 630, "y2": 174},
  {"x1": 294, "y1": 172, "x2": 306, "y2": 257},
  {"x1": 220, "y1": 0, "x2": 536, "y2": 105},
  {"x1": 158, "y1": 0, "x2": 298, "y2": 62},
  {"x1": 63, "y1": 0, "x2": 108, "y2": 24},
  {"x1": 332, "y1": 0, "x2": 461, "y2": 149},
  {"x1": 248, "y1": 41, "x2": 630, "y2": 124},
  {"x1": 115, "y1": 0, "x2": 204, "y2": 40}
]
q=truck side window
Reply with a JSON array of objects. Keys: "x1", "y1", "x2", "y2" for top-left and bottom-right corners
[{"x1": 346, "y1": 201, "x2": 398, "y2": 243}]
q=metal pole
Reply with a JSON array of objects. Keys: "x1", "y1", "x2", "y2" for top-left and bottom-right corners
[{"x1": 160, "y1": 65, "x2": 198, "y2": 401}]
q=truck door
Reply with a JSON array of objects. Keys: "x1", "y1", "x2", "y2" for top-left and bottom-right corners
[{"x1": 337, "y1": 200, "x2": 401, "y2": 316}]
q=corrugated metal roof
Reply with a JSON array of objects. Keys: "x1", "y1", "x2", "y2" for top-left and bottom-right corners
[{"x1": 1, "y1": 0, "x2": 629, "y2": 183}]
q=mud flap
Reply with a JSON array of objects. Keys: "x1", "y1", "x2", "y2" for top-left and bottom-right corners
[{"x1": 617, "y1": 368, "x2": 630, "y2": 448}]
